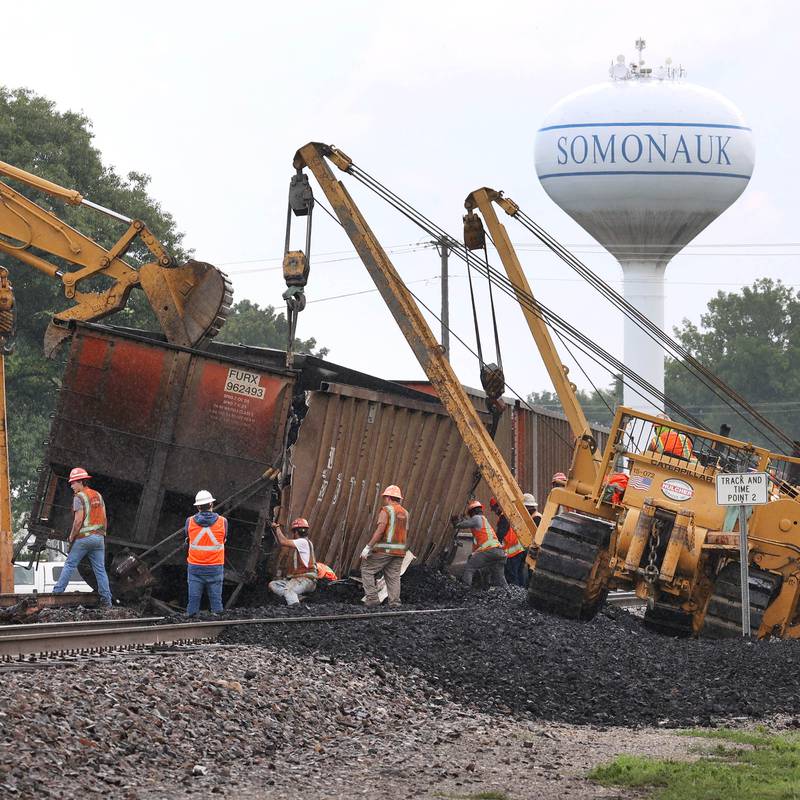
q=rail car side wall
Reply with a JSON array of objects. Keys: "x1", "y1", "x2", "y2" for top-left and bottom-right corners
[{"x1": 31, "y1": 327, "x2": 294, "y2": 580}]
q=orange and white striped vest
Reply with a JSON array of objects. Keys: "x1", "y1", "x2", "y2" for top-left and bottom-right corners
[
  {"x1": 187, "y1": 515, "x2": 227, "y2": 566},
  {"x1": 372, "y1": 502, "x2": 409, "y2": 558},
  {"x1": 472, "y1": 515, "x2": 502, "y2": 553},
  {"x1": 76, "y1": 489, "x2": 107, "y2": 536},
  {"x1": 502, "y1": 528, "x2": 524, "y2": 558}
]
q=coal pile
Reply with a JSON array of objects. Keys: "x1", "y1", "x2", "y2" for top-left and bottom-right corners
[{"x1": 218, "y1": 569, "x2": 800, "y2": 728}]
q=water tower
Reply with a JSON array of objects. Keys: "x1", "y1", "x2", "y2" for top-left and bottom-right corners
[{"x1": 534, "y1": 41, "x2": 755, "y2": 412}]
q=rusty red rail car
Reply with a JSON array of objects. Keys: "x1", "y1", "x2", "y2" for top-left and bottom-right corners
[{"x1": 27, "y1": 323, "x2": 607, "y2": 604}]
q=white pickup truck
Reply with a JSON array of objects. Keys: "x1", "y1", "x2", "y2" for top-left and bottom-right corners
[{"x1": 13, "y1": 562, "x2": 93, "y2": 594}]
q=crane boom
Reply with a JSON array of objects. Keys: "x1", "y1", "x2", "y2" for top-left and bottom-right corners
[
  {"x1": 464, "y1": 188, "x2": 600, "y2": 489},
  {"x1": 293, "y1": 143, "x2": 537, "y2": 548}
]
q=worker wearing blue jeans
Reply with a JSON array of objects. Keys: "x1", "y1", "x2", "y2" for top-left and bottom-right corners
[
  {"x1": 186, "y1": 564, "x2": 224, "y2": 615},
  {"x1": 53, "y1": 467, "x2": 112, "y2": 607},
  {"x1": 53, "y1": 534, "x2": 113, "y2": 606}
]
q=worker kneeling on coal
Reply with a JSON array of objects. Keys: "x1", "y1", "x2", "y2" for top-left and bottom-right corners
[
  {"x1": 269, "y1": 518, "x2": 318, "y2": 606},
  {"x1": 453, "y1": 499, "x2": 507, "y2": 589}
]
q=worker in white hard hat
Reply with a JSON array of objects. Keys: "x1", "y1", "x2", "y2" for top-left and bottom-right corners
[
  {"x1": 52, "y1": 467, "x2": 113, "y2": 608},
  {"x1": 522, "y1": 493, "x2": 542, "y2": 526},
  {"x1": 185, "y1": 489, "x2": 228, "y2": 616},
  {"x1": 268, "y1": 518, "x2": 318, "y2": 606},
  {"x1": 360, "y1": 484, "x2": 409, "y2": 607}
]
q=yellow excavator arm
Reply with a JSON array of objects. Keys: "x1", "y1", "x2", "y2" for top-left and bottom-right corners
[
  {"x1": 0, "y1": 160, "x2": 232, "y2": 355},
  {"x1": 292, "y1": 143, "x2": 537, "y2": 548},
  {"x1": 464, "y1": 187, "x2": 600, "y2": 492}
]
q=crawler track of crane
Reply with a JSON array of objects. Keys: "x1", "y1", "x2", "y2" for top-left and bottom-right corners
[{"x1": 0, "y1": 607, "x2": 468, "y2": 666}]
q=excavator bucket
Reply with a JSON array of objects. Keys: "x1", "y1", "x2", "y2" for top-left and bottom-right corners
[{"x1": 139, "y1": 260, "x2": 233, "y2": 349}]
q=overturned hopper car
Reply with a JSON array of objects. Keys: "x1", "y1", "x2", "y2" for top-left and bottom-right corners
[{"x1": 27, "y1": 323, "x2": 607, "y2": 606}]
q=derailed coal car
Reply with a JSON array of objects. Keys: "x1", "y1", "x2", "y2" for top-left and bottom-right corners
[{"x1": 28, "y1": 323, "x2": 605, "y2": 605}]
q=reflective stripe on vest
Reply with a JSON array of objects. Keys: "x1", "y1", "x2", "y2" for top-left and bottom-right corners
[
  {"x1": 288, "y1": 538, "x2": 318, "y2": 580},
  {"x1": 372, "y1": 502, "x2": 409, "y2": 557},
  {"x1": 503, "y1": 529, "x2": 524, "y2": 558},
  {"x1": 473, "y1": 515, "x2": 502, "y2": 553},
  {"x1": 78, "y1": 489, "x2": 107, "y2": 535},
  {"x1": 187, "y1": 516, "x2": 226, "y2": 566}
]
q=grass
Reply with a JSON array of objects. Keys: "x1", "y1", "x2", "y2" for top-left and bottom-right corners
[{"x1": 590, "y1": 729, "x2": 800, "y2": 799}]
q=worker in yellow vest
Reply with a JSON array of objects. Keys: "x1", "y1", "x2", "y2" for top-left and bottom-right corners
[
  {"x1": 454, "y1": 499, "x2": 507, "y2": 589},
  {"x1": 185, "y1": 489, "x2": 227, "y2": 616},
  {"x1": 269, "y1": 518, "x2": 318, "y2": 606},
  {"x1": 360, "y1": 485, "x2": 408, "y2": 607}
]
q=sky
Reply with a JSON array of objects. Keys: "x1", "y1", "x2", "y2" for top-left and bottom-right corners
[{"x1": 1, "y1": 0, "x2": 797, "y2": 405}]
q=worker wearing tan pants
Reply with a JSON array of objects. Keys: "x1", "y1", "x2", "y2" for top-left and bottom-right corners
[{"x1": 360, "y1": 484, "x2": 408, "y2": 607}]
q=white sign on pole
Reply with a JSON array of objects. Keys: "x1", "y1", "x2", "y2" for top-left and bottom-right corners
[{"x1": 715, "y1": 472, "x2": 769, "y2": 507}]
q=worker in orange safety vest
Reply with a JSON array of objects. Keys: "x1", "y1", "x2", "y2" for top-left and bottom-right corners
[
  {"x1": 453, "y1": 499, "x2": 507, "y2": 589},
  {"x1": 185, "y1": 489, "x2": 228, "y2": 616},
  {"x1": 269, "y1": 518, "x2": 319, "y2": 606},
  {"x1": 52, "y1": 467, "x2": 113, "y2": 608},
  {"x1": 360, "y1": 485, "x2": 409, "y2": 607},
  {"x1": 648, "y1": 414, "x2": 693, "y2": 460}
]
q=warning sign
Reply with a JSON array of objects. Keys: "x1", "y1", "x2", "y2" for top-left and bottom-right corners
[
  {"x1": 715, "y1": 472, "x2": 769, "y2": 506},
  {"x1": 224, "y1": 368, "x2": 266, "y2": 400}
]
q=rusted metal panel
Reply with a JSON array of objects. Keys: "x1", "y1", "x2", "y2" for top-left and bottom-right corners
[
  {"x1": 282, "y1": 383, "x2": 478, "y2": 575},
  {"x1": 31, "y1": 324, "x2": 295, "y2": 584}
]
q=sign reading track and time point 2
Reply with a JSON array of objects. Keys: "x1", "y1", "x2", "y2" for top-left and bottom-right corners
[{"x1": 715, "y1": 472, "x2": 769, "y2": 506}]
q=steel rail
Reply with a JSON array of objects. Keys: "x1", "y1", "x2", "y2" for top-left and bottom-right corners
[
  {"x1": 0, "y1": 616, "x2": 165, "y2": 638},
  {"x1": 606, "y1": 591, "x2": 646, "y2": 608},
  {"x1": 0, "y1": 607, "x2": 469, "y2": 658}
]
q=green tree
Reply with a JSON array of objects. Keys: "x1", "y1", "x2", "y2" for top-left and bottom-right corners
[
  {"x1": 217, "y1": 299, "x2": 328, "y2": 356},
  {"x1": 0, "y1": 86, "x2": 327, "y2": 514},
  {"x1": 665, "y1": 278, "x2": 800, "y2": 447},
  {"x1": 527, "y1": 378, "x2": 620, "y2": 429}
]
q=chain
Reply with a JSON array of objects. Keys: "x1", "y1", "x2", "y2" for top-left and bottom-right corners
[{"x1": 643, "y1": 519, "x2": 662, "y2": 585}]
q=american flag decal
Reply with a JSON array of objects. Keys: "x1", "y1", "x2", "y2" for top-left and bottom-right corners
[{"x1": 630, "y1": 475, "x2": 653, "y2": 491}]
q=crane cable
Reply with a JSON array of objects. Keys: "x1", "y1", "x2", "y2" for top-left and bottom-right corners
[
  {"x1": 343, "y1": 161, "x2": 792, "y2": 452},
  {"x1": 512, "y1": 208, "x2": 796, "y2": 452},
  {"x1": 343, "y1": 162, "x2": 708, "y2": 430}
]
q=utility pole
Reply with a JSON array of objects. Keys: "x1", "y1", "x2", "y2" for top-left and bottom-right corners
[{"x1": 437, "y1": 238, "x2": 450, "y2": 360}]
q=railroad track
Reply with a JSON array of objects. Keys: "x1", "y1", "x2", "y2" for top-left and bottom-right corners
[{"x1": 0, "y1": 607, "x2": 468, "y2": 663}]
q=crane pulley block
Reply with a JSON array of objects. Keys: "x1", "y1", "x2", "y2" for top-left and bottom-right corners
[
  {"x1": 288, "y1": 172, "x2": 314, "y2": 216},
  {"x1": 463, "y1": 211, "x2": 486, "y2": 251},
  {"x1": 480, "y1": 362, "x2": 505, "y2": 404},
  {"x1": 283, "y1": 250, "x2": 309, "y2": 288}
]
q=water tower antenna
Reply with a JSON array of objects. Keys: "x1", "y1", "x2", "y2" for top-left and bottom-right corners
[{"x1": 635, "y1": 37, "x2": 646, "y2": 68}]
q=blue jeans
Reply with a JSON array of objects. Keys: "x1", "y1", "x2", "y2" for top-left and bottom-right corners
[
  {"x1": 53, "y1": 534, "x2": 112, "y2": 605},
  {"x1": 505, "y1": 553, "x2": 527, "y2": 587},
  {"x1": 187, "y1": 564, "x2": 224, "y2": 615}
]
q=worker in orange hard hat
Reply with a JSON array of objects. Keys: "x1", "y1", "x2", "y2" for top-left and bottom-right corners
[
  {"x1": 453, "y1": 499, "x2": 507, "y2": 589},
  {"x1": 269, "y1": 517, "x2": 318, "y2": 606},
  {"x1": 360, "y1": 484, "x2": 409, "y2": 607},
  {"x1": 552, "y1": 472, "x2": 568, "y2": 488},
  {"x1": 52, "y1": 467, "x2": 112, "y2": 607}
]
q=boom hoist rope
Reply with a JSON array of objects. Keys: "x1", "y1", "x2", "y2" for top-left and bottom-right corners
[
  {"x1": 510, "y1": 207, "x2": 796, "y2": 453},
  {"x1": 339, "y1": 161, "x2": 705, "y2": 429},
  {"x1": 339, "y1": 159, "x2": 794, "y2": 451}
]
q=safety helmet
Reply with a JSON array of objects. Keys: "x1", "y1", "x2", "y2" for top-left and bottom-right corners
[
  {"x1": 290, "y1": 517, "x2": 310, "y2": 531},
  {"x1": 381, "y1": 484, "x2": 403, "y2": 500},
  {"x1": 194, "y1": 489, "x2": 216, "y2": 506},
  {"x1": 68, "y1": 467, "x2": 91, "y2": 483},
  {"x1": 467, "y1": 499, "x2": 483, "y2": 512},
  {"x1": 552, "y1": 472, "x2": 567, "y2": 485},
  {"x1": 656, "y1": 412, "x2": 671, "y2": 421},
  {"x1": 522, "y1": 493, "x2": 537, "y2": 507},
  {"x1": 489, "y1": 497, "x2": 499, "y2": 508}
]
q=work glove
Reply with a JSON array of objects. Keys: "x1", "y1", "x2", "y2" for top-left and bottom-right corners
[
  {"x1": 360, "y1": 545, "x2": 372, "y2": 559},
  {"x1": 450, "y1": 515, "x2": 461, "y2": 526}
]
